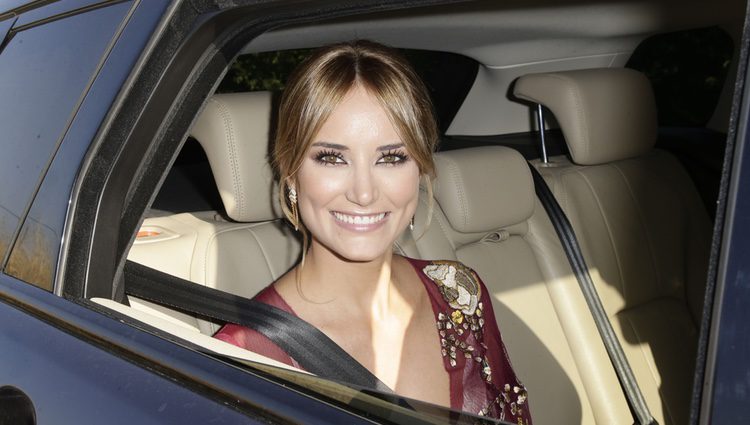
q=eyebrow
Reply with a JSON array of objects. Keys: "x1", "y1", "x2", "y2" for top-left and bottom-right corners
[
  {"x1": 310, "y1": 142, "x2": 405, "y2": 151},
  {"x1": 311, "y1": 142, "x2": 348, "y2": 150},
  {"x1": 377, "y1": 143, "x2": 406, "y2": 151}
]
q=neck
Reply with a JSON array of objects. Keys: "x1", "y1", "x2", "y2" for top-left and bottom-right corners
[{"x1": 300, "y1": 240, "x2": 405, "y2": 319}]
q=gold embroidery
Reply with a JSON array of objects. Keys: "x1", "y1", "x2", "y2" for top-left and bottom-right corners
[
  {"x1": 451, "y1": 310, "x2": 464, "y2": 324},
  {"x1": 423, "y1": 261, "x2": 481, "y2": 315}
]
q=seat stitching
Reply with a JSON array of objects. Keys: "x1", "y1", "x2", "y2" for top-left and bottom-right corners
[
  {"x1": 244, "y1": 227, "x2": 277, "y2": 280},
  {"x1": 612, "y1": 163, "x2": 662, "y2": 293},
  {"x1": 420, "y1": 194, "x2": 457, "y2": 252},
  {"x1": 203, "y1": 222, "x2": 265, "y2": 285},
  {"x1": 446, "y1": 157, "x2": 469, "y2": 230},
  {"x1": 213, "y1": 98, "x2": 244, "y2": 219},
  {"x1": 574, "y1": 170, "x2": 628, "y2": 301}
]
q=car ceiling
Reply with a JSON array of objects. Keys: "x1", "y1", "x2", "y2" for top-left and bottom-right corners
[
  {"x1": 243, "y1": 0, "x2": 746, "y2": 135},
  {"x1": 247, "y1": 0, "x2": 743, "y2": 66}
]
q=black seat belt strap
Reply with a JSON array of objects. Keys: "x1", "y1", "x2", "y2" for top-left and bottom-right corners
[
  {"x1": 123, "y1": 260, "x2": 391, "y2": 393},
  {"x1": 528, "y1": 163, "x2": 657, "y2": 425}
]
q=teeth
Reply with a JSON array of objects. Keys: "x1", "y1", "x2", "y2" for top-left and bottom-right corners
[{"x1": 333, "y1": 212, "x2": 386, "y2": 225}]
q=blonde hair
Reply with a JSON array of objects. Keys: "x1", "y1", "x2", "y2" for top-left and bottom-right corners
[{"x1": 273, "y1": 40, "x2": 438, "y2": 267}]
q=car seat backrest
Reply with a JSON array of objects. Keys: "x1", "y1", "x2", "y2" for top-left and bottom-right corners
[
  {"x1": 514, "y1": 68, "x2": 712, "y2": 425},
  {"x1": 189, "y1": 92, "x2": 281, "y2": 222},
  {"x1": 128, "y1": 92, "x2": 301, "y2": 335},
  {"x1": 405, "y1": 146, "x2": 632, "y2": 425}
]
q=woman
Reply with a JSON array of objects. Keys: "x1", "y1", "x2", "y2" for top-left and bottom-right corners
[{"x1": 215, "y1": 40, "x2": 531, "y2": 423}]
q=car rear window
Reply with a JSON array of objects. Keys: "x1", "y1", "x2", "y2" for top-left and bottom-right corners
[
  {"x1": 627, "y1": 26, "x2": 733, "y2": 127},
  {"x1": 217, "y1": 48, "x2": 478, "y2": 133}
]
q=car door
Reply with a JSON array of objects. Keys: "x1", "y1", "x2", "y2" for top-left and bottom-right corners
[
  {"x1": 0, "y1": 1, "x2": 255, "y2": 423},
  {"x1": 0, "y1": 1, "x2": 351, "y2": 423},
  {"x1": 697, "y1": 9, "x2": 750, "y2": 423}
]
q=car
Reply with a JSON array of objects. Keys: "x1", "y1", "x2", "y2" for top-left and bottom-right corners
[{"x1": 1, "y1": 0, "x2": 749, "y2": 424}]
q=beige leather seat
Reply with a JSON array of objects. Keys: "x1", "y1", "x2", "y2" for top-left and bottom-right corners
[
  {"x1": 123, "y1": 90, "x2": 634, "y2": 423},
  {"x1": 127, "y1": 92, "x2": 301, "y2": 335},
  {"x1": 398, "y1": 146, "x2": 632, "y2": 424},
  {"x1": 514, "y1": 68, "x2": 712, "y2": 425}
]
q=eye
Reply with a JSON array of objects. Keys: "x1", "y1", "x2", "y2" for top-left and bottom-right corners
[
  {"x1": 377, "y1": 150, "x2": 409, "y2": 166},
  {"x1": 314, "y1": 150, "x2": 346, "y2": 165}
]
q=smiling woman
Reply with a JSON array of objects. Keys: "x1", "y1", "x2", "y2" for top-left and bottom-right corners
[
  {"x1": 213, "y1": 40, "x2": 532, "y2": 423},
  {"x1": 294, "y1": 85, "x2": 421, "y2": 262}
]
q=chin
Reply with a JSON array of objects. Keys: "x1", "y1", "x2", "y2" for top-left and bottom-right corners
[{"x1": 323, "y1": 239, "x2": 392, "y2": 263}]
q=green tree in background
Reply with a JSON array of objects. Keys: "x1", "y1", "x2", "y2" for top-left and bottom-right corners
[
  {"x1": 627, "y1": 26, "x2": 733, "y2": 127},
  {"x1": 218, "y1": 49, "x2": 313, "y2": 93}
]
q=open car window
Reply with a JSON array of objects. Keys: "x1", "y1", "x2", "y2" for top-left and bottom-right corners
[{"x1": 57, "y1": 1, "x2": 746, "y2": 423}]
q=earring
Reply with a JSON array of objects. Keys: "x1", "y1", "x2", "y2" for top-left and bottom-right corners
[
  {"x1": 409, "y1": 215, "x2": 415, "y2": 231},
  {"x1": 288, "y1": 187, "x2": 299, "y2": 231}
]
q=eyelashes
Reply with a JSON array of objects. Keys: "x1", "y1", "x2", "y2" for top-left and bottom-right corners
[
  {"x1": 313, "y1": 149, "x2": 345, "y2": 165},
  {"x1": 378, "y1": 149, "x2": 410, "y2": 165},
  {"x1": 311, "y1": 149, "x2": 410, "y2": 166}
]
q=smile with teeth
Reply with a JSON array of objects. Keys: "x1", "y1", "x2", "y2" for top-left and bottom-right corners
[{"x1": 332, "y1": 211, "x2": 388, "y2": 225}]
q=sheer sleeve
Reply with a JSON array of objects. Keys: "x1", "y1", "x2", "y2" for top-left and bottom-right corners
[
  {"x1": 476, "y1": 273, "x2": 532, "y2": 423},
  {"x1": 415, "y1": 258, "x2": 532, "y2": 423}
]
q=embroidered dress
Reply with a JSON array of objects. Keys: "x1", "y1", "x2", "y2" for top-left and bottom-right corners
[{"x1": 214, "y1": 258, "x2": 531, "y2": 423}]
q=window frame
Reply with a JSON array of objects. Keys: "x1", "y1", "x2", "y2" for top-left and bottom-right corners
[{"x1": 55, "y1": 0, "x2": 493, "y2": 422}]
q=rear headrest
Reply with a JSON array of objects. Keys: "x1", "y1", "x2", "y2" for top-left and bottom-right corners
[
  {"x1": 433, "y1": 146, "x2": 534, "y2": 233},
  {"x1": 190, "y1": 92, "x2": 280, "y2": 222},
  {"x1": 514, "y1": 68, "x2": 657, "y2": 165}
]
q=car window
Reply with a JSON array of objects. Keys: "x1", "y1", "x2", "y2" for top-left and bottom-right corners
[
  {"x1": 217, "y1": 48, "x2": 478, "y2": 132},
  {"x1": 626, "y1": 26, "x2": 733, "y2": 128},
  {"x1": 1, "y1": 2, "x2": 131, "y2": 289}
]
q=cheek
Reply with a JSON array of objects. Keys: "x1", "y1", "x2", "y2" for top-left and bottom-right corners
[
  {"x1": 380, "y1": 164, "x2": 421, "y2": 207},
  {"x1": 296, "y1": 163, "x2": 346, "y2": 208}
]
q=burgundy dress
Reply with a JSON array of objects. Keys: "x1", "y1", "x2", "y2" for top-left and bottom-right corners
[{"x1": 215, "y1": 258, "x2": 532, "y2": 423}]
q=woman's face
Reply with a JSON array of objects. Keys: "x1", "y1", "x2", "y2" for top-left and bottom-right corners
[{"x1": 295, "y1": 85, "x2": 420, "y2": 262}]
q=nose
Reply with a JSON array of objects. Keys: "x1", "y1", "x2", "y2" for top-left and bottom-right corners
[{"x1": 346, "y1": 165, "x2": 378, "y2": 207}]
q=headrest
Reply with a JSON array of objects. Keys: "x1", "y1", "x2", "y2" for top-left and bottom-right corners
[
  {"x1": 190, "y1": 92, "x2": 280, "y2": 222},
  {"x1": 514, "y1": 68, "x2": 657, "y2": 165},
  {"x1": 433, "y1": 146, "x2": 534, "y2": 233}
]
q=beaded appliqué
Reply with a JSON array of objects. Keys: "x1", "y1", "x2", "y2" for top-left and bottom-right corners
[
  {"x1": 424, "y1": 261, "x2": 486, "y2": 368},
  {"x1": 477, "y1": 383, "x2": 529, "y2": 422},
  {"x1": 424, "y1": 261, "x2": 481, "y2": 315},
  {"x1": 423, "y1": 261, "x2": 528, "y2": 423}
]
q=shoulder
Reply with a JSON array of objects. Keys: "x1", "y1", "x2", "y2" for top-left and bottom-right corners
[{"x1": 406, "y1": 257, "x2": 485, "y2": 316}]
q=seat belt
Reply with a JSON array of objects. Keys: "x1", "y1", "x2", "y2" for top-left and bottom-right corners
[
  {"x1": 122, "y1": 260, "x2": 392, "y2": 393},
  {"x1": 528, "y1": 163, "x2": 657, "y2": 425}
]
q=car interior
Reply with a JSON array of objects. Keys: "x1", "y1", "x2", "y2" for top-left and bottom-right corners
[{"x1": 89, "y1": 0, "x2": 745, "y2": 423}]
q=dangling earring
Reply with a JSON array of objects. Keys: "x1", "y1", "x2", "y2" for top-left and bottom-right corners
[
  {"x1": 409, "y1": 215, "x2": 415, "y2": 231},
  {"x1": 288, "y1": 187, "x2": 299, "y2": 231}
]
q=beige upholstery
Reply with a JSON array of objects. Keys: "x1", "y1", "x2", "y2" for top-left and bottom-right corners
[
  {"x1": 190, "y1": 92, "x2": 280, "y2": 222},
  {"x1": 402, "y1": 146, "x2": 632, "y2": 425},
  {"x1": 127, "y1": 92, "x2": 301, "y2": 335},
  {"x1": 514, "y1": 68, "x2": 657, "y2": 165},
  {"x1": 433, "y1": 148, "x2": 534, "y2": 232},
  {"x1": 122, "y1": 90, "x2": 648, "y2": 423},
  {"x1": 514, "y1": 68, "x2": 712, "y2": 425}
]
